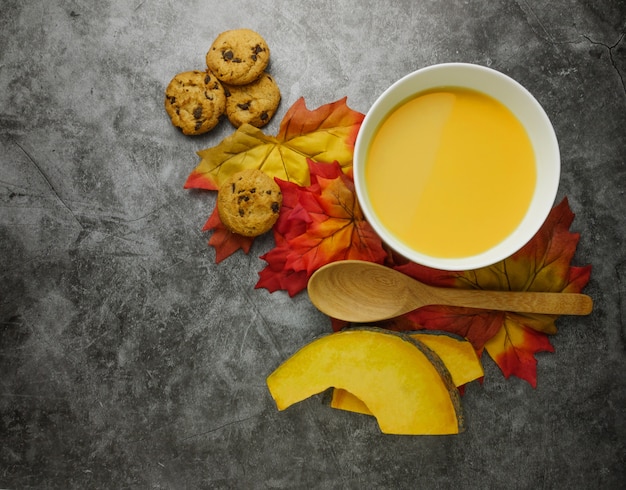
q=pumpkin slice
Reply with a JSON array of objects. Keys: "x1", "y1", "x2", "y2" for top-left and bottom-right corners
[
  {"x1": 330, "y1": 332, "x2": 483, "y2": 416},
  {"x1": 412, "y1": 332, "x2": 483, "y2": 386},
  {"x1": 266, "y1": 327, "x2": 464, "y2": 435}
]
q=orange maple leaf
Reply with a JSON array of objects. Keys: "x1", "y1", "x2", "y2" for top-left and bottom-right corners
[
  {"x1": 484, "y1": 318, "x2": 555, "y2": 388},
  {"x1": 364, "y1": 198, "x2": 592, "y2": 387},
  {"x1": 256, "y1": 160, "x2": 387, "y2": 296},
  {"x1": 184, "y1": 97, "x2": 364, "y2": 191}
]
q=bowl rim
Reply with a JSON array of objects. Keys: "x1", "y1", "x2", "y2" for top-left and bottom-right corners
[{"x1": 353, "y1": 62, "x2": 561, "y2": 271}]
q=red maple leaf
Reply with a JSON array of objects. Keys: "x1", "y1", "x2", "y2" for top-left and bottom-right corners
[
  {"x1": 201, "y1": 206, "x2": 254, "y2": 263},
  {"x1": 185, "y1": 97, "x2": 365, "y2": 262},
  {"x1": 256, "y1": 160, "x2": 387, "y2": 296}
]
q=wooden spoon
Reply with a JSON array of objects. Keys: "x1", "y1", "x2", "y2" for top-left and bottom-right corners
[{"x1": 307, "y1": 260, "x2": 593, "y2": 322}]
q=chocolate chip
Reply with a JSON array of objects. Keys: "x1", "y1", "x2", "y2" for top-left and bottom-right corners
[
  {"x1": 253, "y1": 45, "x2": 264, "y2": 54},
  {"x1": 250, "y1": 188, "x2": 256, "y2": 193},
  {"x1": 251, "y1": 54, "x2": 257, "y2": 61},
  {"x1": 231, "y1": 183, "x2": 236, "y2": 193},
  {"x1": 168, "y1": 96, "x2": 176, "y2": 104},
  {"x1": 204, "y1": 74, "x2": 211, "y2": 84},
  {"x1": 223, "y1": 50, "x2": 234, "y2": 61},
  {"x1": 271, "y1": 202, "x2": 280, "y2": 213},
  {"x1": 260, "y1": 112, "x2": 268, "y2": 120},
  {"x1": 237, "y1": 103, "x2": 250, "y2": 111},
  {"x1": 224, "y1": 87, "x2": 231, "y2": 97},
  {"x1": 193, "y1": 106, "x2": 203, "y2": 119},
  {"x1": 232, "y1": 58, "x2": 242, "y2": 63},
  {"x1": 266, "y1": 190, "x2": 272, "y2": 195},
  {"x1": 238, "y1": 208, "x2": 245, "y2": 217},
  {"x1": 194, "y1": 120, "x2": 203, "y2": 131}
]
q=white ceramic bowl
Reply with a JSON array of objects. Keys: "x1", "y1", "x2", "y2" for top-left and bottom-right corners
[{"x1": 353, "y1": 62, "x2": 560, "y2": 271}]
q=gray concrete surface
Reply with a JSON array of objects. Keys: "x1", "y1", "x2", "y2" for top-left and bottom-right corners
[{"x1": 1, "y1": 0, "x2": 625, "y2": 488}]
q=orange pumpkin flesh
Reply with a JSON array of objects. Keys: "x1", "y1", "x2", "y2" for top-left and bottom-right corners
[
  {"x1": 266, "y1": 327, "x2": 464, "y2": 435},
  {"x1": 330, "y1": 332, "x2": 483, "y2": 417}
]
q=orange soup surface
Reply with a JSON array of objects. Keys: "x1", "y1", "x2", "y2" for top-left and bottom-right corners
[{"x1": 365, "y1": 87, "x2": 536, "y2": 258}]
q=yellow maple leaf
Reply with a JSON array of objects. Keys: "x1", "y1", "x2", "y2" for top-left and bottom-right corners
[{"x1": 184, "y1": 97, "x2": 364, "y2": 191}]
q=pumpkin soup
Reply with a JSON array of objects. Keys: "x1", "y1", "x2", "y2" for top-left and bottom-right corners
[{"x1": 365, "y1": 87, "x2": 536, "y2": 259}]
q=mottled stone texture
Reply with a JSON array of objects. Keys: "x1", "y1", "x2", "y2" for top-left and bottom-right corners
[{"x1": 1, "y1": 0, "x2": 625, "y2": 488}]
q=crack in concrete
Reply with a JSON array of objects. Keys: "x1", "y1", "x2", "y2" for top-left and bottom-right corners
[
  {"x1": 584, "y1": 32, "x2": 626, "y2": 95},
  {"x1": 615, "y1": 259, "x2": 626, "y2": 354},
  {"x1": 180, "y1": 413, "x2": 259, "y2": 441},
  {"x1": 10, "y1": 137, "x2": 85, "y2": 230},
  {"x1": 518, "y1": 0, "x2": 558, "y2": 45}
]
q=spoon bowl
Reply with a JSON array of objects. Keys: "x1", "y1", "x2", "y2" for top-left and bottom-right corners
[{"x1": 307, "y1": 260, "x2": 593, "y2": 323}]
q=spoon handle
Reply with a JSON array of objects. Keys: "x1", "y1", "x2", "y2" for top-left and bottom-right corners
[{"x1": 422, "y1": 286, "x2": 593, "y2": 316}]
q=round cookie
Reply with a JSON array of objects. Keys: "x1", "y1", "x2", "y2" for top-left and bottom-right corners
[
  {"x1": 164, "y1": 70, "x2": 226, "y2": 135},
  {"x1": 224, "y1": 73, "x2": 281, "y2": 128},
  {"x1": 206, "y1": 29, "x2": 270, "y2": 86},
  {"x1": 217, "y1": 169, "x2": 282, "y2": 237}
]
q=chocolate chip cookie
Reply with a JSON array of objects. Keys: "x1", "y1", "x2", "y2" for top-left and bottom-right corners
[
  {"x1": 224, "y1": 73, "x2": 281, "y2": 128},
  {"x1": 164, "y1": 70, "x2": 226, "y2": 135},
  {"x1": 206, "y1": 29, "x2": 270, "y2": 86},
  {"x1": 217, "y1": 169, "x2": 282, "y2": 237}
]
